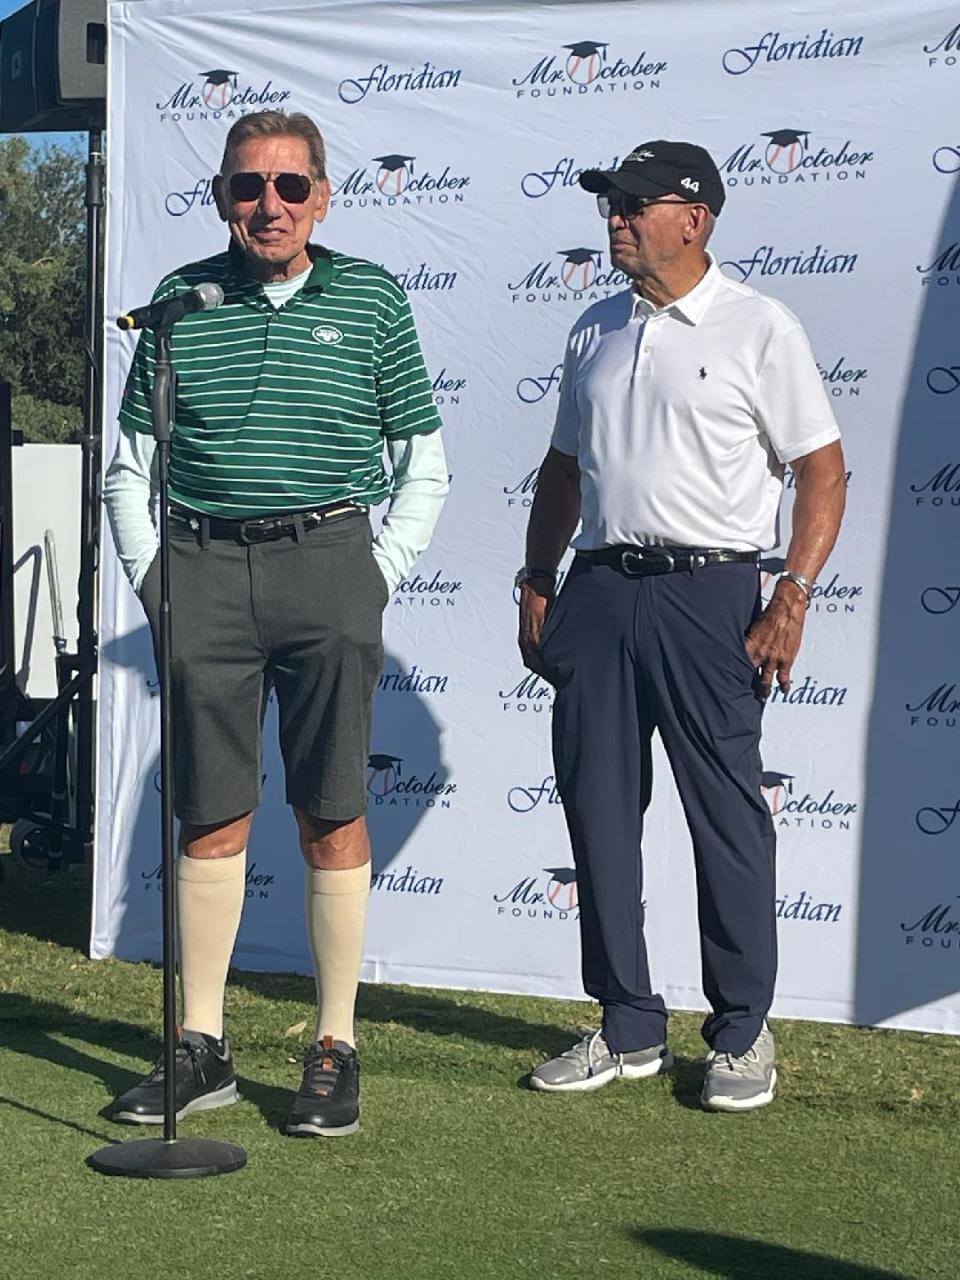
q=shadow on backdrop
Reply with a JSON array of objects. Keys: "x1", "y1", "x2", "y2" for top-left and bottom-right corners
[
  {"x1": 855, "y1": 169, "x2": 960, "y2": 1025},
  {"x1": 633, "y1": 1229, "x2": 913, "y2": 1280}
]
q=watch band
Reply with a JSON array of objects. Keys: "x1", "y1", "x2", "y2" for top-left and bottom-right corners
[{"x1": 515, "y1": 565, "x2": 557, "y2": 589}]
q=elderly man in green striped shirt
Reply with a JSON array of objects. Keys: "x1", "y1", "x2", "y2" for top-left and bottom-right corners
[{"x1": 104, "y1": 110, "x2": 448, "y2": 1138}]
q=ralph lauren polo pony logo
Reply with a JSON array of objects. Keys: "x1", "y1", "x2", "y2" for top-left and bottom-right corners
[{"x1": 312, "y1": 325, "x2": 343, "y2": 345}]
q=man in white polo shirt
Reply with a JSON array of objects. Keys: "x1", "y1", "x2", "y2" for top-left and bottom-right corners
[{"x1": 517, "y1": 141, "x2": 846, "y2": 1111}]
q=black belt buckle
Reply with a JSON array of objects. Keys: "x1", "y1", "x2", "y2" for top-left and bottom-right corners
[
  {"x1": 620, "y1": 548, "x2": 674, "y2": 577},
  {"x1": 237, "y1": 518, "x2": 281, "y2": 545}
]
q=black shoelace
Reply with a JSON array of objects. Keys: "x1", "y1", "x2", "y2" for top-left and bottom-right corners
[
  {"x1": 301, "y1": 1042, "x2": 350, "y2": 1096},
  {"x1": 145, "y1": 1040, "x2": 206, "y2": 1085}
]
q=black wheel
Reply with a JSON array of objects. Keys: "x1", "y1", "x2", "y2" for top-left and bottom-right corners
[{"x1": 9, "y1": 819, "x2": 54, "y2": 873}]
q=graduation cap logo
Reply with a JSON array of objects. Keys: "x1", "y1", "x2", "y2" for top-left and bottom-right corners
[
  {"x1": 760, "y1": 769, "x2": 795, "y2": 816},
  {"x1": 373, "y1": 154, "x2": 416, "y2": 196},
  {"x1": 762, "y1": 129, "x2": 809, "y2": 175},
  {"x1": 366, "y1": 752, "x2": 403, "y2": 797},
  {"x1": 544, "y1": 867, "x2": 579, "y2": 912},
  {"x1": 200, "y1": 69, "x2": 239, "y2": 109},
  {"x1": 558, "y1": 247, "x2": 602, "y2": 290},
  {"x1": 564, "y1": 41, "x2": 608, "y2": 85}
]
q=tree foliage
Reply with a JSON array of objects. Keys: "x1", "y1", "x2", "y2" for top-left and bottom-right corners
[{"x1": 0, "y1": 137, "x2": 86, "y2": 442}]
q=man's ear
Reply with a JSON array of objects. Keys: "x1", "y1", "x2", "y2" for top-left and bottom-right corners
[
  {"x1": 212, "y1": 174, "x2": 229, "y2": 223},
  {"x1": 314, "y1": 177, "x2": 331, "y2": 226},
  {"x1": 685, "y1": 203, "x2": 709, "y2": 245}
]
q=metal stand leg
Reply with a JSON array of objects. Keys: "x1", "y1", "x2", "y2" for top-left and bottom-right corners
[{"x1": 88, "y1": 328, "x2": 246, "y2": 1180}]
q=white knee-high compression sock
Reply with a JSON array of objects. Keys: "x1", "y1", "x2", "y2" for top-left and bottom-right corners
[
  {"x1": 305, "y1": 863, "x2": 371, "y2": 1048},
  {"x1": 177, "y1": 849, "x2": 246, "y2": 1041}
]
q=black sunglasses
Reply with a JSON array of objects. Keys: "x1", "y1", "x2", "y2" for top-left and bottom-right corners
[
  {"x1": 597, "y1": 192, "x2": 688, "y2": 219},
  {"x1": 228, "y1": 171, "x2": 314, "y2": 203}
]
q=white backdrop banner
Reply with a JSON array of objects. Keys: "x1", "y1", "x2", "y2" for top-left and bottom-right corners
[{"x1": 93, "y1": 0, "x2": 960, "y2": 1034}]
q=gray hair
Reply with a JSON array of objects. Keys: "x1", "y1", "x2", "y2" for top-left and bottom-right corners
[{"x1": 220, "y1": 111, "x2": 327, "y2": 180}]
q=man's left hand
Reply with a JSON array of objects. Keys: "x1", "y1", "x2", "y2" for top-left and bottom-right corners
[{"x1": 744, "y1": 584, "x2": 808, "y2": 698}]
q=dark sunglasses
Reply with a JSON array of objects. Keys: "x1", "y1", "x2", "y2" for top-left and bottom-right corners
[
  {"x1": 228, "y1": 171, "x2": 314, "y2": 203},
  {"x1": 597, "y1": 192, "x2": 687, "y2": 219}
]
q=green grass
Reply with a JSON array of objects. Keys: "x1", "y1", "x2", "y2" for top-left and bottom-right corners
[{"x1": 0, "y1": 854, "x2": 956, "y2": 1280}]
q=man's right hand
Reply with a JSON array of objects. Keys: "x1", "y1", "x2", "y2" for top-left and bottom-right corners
[{"x1": 518, "y1": 578, "x2": 556, "y2": 678}]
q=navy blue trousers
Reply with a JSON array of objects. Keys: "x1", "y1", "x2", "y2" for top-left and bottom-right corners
[{"x1": 539, "y1": 556, "x2": 777, "y2": 1057}]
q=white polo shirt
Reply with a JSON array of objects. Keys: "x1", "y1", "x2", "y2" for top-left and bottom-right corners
[{"x1": 550, "y1": 254, "x2": 841, "y2": 551}]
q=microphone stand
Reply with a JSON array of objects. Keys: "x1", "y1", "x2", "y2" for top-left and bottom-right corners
[{"x1": 89, "y1": 325, "x2": 246, "y2": 1179}]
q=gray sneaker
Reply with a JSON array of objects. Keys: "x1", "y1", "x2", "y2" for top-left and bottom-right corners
[
  {"x1": 529, "y1": 1028, "x2": 673, "y2": 1094},
  {"x1": 700, "y1": 1020, "x2": 777, "y2": 1112}
]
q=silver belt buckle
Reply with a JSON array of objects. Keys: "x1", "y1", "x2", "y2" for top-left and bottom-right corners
[{"x1": 620, "y1": 548, "x2": 675, "y2": 576}]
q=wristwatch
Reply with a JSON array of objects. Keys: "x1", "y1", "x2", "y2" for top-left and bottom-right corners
[
  {"x1": 514, "y1": 565, "x2": 557, "y2": 589},
  {"x1": 777, "y1": 570, "x2": 814, "y2": 608}
]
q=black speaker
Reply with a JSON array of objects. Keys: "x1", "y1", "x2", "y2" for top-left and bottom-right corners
[
  {"x1": 0, "y1": 0, "x2": 105, "y2": 133},
  {"x1": 0, "y1": 3, "x2": 39, "y2": 131}
]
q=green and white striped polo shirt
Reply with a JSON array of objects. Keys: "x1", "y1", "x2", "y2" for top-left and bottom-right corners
[{"x1": 119, "y1": 242, "x2": 442, "y2": 517}]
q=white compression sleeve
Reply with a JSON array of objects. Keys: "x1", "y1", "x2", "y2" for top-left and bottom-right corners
[
  {"x1": 371, "y1": 430, "x2": 449, "y2": 594},
  {"x1": 103, "y1": 424, "x2": 159, "y2": 595}
]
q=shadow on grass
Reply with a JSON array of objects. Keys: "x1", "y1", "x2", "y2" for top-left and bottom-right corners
[
  {"x1": 232, "y1": 969, "x2": 576, "y2": 1058},
  {"x1": 0, "y1": 1093, "x2": 119, "y2": 1145},
  {"x1": 666, "y1": 1055, "x2": 705, "y2": 1110},
  {"x1": 0, "y1": 863, "x2": 91, "y2": 952},
  {"x1": 0, "y1": 980, "x2": 577, "y2": 1136},
  {"x1": 632, "y1": 1229, "x2": 914, "y2": 1279},
  {"x1": 1, "y1": 864, "x2": 575, "y2": 1058},
  {"x1": 0, "y1": 995, "x2": 287, "y2": 1134}
]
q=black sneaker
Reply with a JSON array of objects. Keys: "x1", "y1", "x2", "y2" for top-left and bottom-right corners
[
  {"x1": 285, "y1": 1036, "x2": 360, "y2": 1137},
  {"x1": 111, "y1": 1030, "x2": 240, "y2": 1124}
]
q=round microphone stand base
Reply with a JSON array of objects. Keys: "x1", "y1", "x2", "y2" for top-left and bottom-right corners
[{"x1": 88, "y1": 1136, "x2": 247, "y2": 1180}]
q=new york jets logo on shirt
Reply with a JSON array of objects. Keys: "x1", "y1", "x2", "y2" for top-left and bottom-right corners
[{"x1": 312, "y1": 324, "x2": 343, "y2": 345}]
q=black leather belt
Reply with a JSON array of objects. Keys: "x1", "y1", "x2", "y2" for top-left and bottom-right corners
[
  {"x1": 577, "y1": 545, "x2": 759, "y2": 577},
  {"x1": 169, "y1": 501, "x2": 364, "y2": 544}
]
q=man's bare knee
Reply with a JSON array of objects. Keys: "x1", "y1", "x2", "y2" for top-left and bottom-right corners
[
  {"x1": 294, "y1": 809, "x2": 370, "y2": 869},
  {"x1": 180, "y1": 813, "x2": 254, "y2": 859}
]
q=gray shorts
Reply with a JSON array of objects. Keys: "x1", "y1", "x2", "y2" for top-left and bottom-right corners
[{"x1": 139, "y1": 510, "x2": 388, "y2": 826}]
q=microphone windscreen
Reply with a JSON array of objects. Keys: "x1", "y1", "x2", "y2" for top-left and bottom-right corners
[{"x1": 196, "y1": 282, "x2": 225, "y2": 311}]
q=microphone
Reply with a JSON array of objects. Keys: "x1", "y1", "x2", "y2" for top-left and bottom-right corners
[{"x1": 117, "y1": 282, "x2": 224, "y2": 331}]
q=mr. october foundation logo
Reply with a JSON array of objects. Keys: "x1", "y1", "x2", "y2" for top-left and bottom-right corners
[
  {"x1": 760, "y1": 769, "x2": 857, "y2": 832},
  {"x1": 924, "y1": 22, "x2": 960, "y2": 68},
  {"x1": 493, "y1": 866, "x2": 580, "y2": 922},
  {"x1": 719, "y1": 128, "x2": 875, "y2": 189},
  {"x1": 512, "y1": 39, "x2": 668, "y2": 99},
  {"x1": 917, "y1": 242, "x2": 960, "y2": 288},
  {"x1": 330, "y1": 152, "x2": 471, "y2": 209},
  {"x1": 508, "y1": 248, "x2": 628, "y2": 303},
  {"x1": 365, "y1": 751, "x2": 457, "y2": 809},
  {"x1": 155, "y1": 67, "x2": 292, "y2": 124}
]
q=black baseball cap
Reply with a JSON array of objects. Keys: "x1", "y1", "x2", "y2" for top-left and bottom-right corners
[{"x1": 579, "y1": 140, "x2": 725, "y2": 215}]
